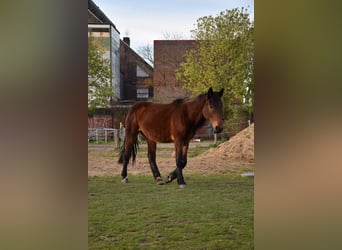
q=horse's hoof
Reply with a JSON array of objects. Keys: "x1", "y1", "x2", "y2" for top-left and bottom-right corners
[
  {"x1": 179, "y1": 184, "x2": 187, "y2": 189},
  {"x1": 122, "y1": 177, "x2": 128, "y2": 183},
  {"x1": 165, "y1": 175, "x2": 173, "y2": 183},
  {"x1": 156, "y1": 177, "x2": 165, "y2": 185}
]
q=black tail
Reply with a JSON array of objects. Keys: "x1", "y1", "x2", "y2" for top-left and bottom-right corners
[
  {"x1": 118, "y1": 145, "x2": 124, "y2": 164},
  {"x1": 117, "y1": 139, "x2": 139, "y2": 164}
]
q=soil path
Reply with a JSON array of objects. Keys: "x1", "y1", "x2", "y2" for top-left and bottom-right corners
[{"x1": 88, "y1": 124, "x2": 254, "y2": 176}]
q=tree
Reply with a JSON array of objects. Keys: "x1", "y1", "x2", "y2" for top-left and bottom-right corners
[
  {"x1": 88, "y1": 38, "x2": 113, "y2": 115},
  {"x1": 177, "y1": 8, "x2": 254, "y2": 126},
  {"x1": 137, "y1": 43, "x2": 154, "y2": 66},
  {"x1": 161, "y1": 31, "x2": 189, "y2": 40}
]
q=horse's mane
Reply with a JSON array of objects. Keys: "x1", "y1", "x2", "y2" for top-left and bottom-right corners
[
  {"x1": 172, "y1": 93, "x2": 206, "y2": 104},
  {"x1": 197, "y1": 93, "x2": 207, "y2": 99},
  {"x1": 172, "y1": 98, "x2": 187, "y2": 104}
]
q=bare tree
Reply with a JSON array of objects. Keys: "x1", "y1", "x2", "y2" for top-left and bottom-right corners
[
  {"x1": 162, "y1": 31, "x2": 190, "y2": 40},
  {"x1": 137, "y1": 43, "x2": 154, "y2": 66}
]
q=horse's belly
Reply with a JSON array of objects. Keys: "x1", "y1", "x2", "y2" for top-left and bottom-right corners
[
  {"x1": 137, "y1": 107, "x2": 175, "y2": 143},
  {"x1": 150, "y1": 132, "x2": 173, "y2": 143},
  {"x1": 140, "y1": 128, "x2": 173, "y2": 143}
]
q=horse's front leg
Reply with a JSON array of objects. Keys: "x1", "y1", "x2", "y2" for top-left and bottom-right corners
[
  {"x1": 166, "y1": 170, "x2": 177, "y2": 184},
  {"x1": 167, "y1": 142, "x2": 189, "y2": 188},
  {"x1": 176, "y1": 151, "x2": 187, "y2": 188}
]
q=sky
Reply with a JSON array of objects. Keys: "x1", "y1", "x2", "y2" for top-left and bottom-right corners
[{"x1": 93, "y1": 0, "x2": 254, "y2": 51}]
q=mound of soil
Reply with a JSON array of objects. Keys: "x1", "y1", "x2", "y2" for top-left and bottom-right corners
[
  {"x1": 198, "y1": 123, "x2": 254, "y2": 163},
  {"x1": 186, "y1": 124, "x2": 254, "y2": 174}
]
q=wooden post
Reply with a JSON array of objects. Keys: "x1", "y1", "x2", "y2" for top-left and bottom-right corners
[{"x1": 114, "y1": 129, "x2": 120, "y2": 149}]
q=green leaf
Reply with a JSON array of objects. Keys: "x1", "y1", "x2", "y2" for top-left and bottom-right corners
[{"x1": 177, "y1": 8, "x2": 254, "y2": 119}]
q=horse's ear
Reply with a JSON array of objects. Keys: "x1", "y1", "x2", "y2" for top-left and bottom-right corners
[
  {"x1": 218, "y1": 88, "x2": 224, "y2": 97},
  {"x1": 207, "y1": 87, "x2": 213, "y2": 98}
]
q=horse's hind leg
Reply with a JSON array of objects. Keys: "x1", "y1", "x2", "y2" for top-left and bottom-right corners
[
  {"x1": 120, "y1": 140, "x2": 130, "y2": 183},
  {"x1": 146, "y1": 139, "x2": 164, "y2": 185},
  {"x1": 121, "y1": 134, "x2": 138, "y2": 183}
]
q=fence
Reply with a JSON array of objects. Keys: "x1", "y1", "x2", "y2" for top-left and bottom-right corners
[
  {"x1": 88, "y1": 120, "x2": 251, "y2": 148},
  {"x1": 88, "y1": 128, "x2": 124, "y2": 148}
]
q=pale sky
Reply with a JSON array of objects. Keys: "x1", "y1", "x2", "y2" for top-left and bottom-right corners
[{"x1": 93, "y1": 0, "x2": 254, "y2": 51}]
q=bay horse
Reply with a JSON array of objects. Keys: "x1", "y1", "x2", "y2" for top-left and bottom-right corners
[{"x1": 118, "y1": 87, "x2": 224, "y2": 188}]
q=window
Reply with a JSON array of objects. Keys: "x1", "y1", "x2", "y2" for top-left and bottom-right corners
[{"x1": 136, "y1": 88, "x2": 149, "y2": 99}]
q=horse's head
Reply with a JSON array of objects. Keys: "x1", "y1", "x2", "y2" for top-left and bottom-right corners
[{"x1": 203, "y1": 87, "x2": 224, "y2": 133}]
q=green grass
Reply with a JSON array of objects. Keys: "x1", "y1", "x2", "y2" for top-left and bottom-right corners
[{"x1": 88, "y1": 174, "x2": 253, "y2": 249}]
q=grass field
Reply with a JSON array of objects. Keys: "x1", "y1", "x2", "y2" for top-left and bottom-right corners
[{"x1": 88, "y1": 174, "x2": 254, "y2": 249}]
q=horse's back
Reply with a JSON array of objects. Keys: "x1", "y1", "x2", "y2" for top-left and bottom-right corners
[
  {"x1": 131, "y1": 101, "x2": 177, "y2": 119},
  {"x1": 128, "y1": 101, "x2": 180, "y2": 143}
]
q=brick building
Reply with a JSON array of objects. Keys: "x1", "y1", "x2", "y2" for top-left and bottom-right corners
[{"x1": 153, "y1": 40, "x2": 197, "y2": 103}]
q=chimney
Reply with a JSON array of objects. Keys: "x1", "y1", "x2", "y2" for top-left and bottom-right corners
[{"x1": 123, "y1": 37, "x2": 130, "y2": 46}]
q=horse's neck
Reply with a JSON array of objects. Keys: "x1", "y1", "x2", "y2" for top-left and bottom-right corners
[{"x1": 187, "y1": 95, "x2": 206, "y2": 125}]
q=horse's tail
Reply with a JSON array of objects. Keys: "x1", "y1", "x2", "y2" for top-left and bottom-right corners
[
  {"x1": 131, "y1": 138, "x2": 139, "y2": 163},
  {"x1": 117, "y1": 105, "x2": 140, "y2": 165},
  {"x1": 117, "y1": 138, "x2": 139, "y2": 165},
  {"x1": 117, "y1": 144, "x2": 125, "y2": 164}
]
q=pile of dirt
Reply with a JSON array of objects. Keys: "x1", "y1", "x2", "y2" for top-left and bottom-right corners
[
  {"x1": 185, "y1": 124, "x2": 254, "y2": 174},
  {"x1": 198, "y1": 123, "x2": 254, "y2": 163}
]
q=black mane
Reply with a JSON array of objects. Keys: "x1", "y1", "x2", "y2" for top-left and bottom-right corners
[
  {"x1": 172, "y1": 93, "x2": 207, "y2": 104},
  {"x1": 172, "y1": 98, "x2": 187, "y2": 104}
]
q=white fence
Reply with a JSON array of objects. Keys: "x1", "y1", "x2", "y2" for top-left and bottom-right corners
[{"x1": 88, "y1": 128, "x2": 125, "y2": 147}]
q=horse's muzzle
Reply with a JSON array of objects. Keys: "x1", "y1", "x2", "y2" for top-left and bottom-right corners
[{"x1": 214, "y1": 126, "x2": 223, "y2": 133}]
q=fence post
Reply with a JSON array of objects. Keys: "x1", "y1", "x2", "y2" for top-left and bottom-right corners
[
  {"x1": 105, "y1": 129, "x2": 108, "y2": 143},
  {"x1": 95, "y1": 129, "x2": 98, "y2": 142},
  {"x1": 214, "y1": 133, "x2": 217, "y2": 144},
  {"x1": 119, "y1": 125, "x2": 125, "y2": 148},
  {"x1": 114, "y1": 129, "x2": 119, "y2": 149}
]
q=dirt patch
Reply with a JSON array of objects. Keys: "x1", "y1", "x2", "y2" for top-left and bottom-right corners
[{"x1": 88, "y1": 124, "x2": 254, "y2": 176}]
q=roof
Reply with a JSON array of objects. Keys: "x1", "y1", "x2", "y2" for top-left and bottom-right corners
[
  {"x1": 121, "y1": 40, "x2": 154, "y2": 72},
  {"x1": 88, "y1": 0, "x2": 120, "y2": 33},
  {"x1": 154, "y1": 40, "x2": 197, "y2": 45}
]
